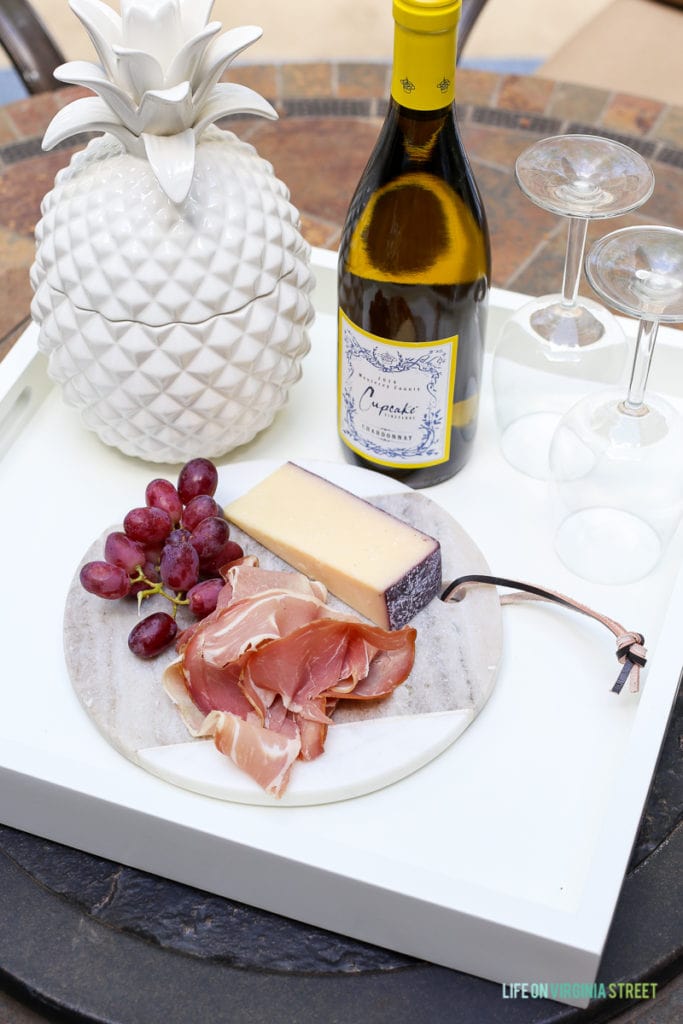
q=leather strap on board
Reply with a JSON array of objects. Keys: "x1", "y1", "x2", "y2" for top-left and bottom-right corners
[{"x1": 441, "y1": 574, "x2": 647, "y2": 695}]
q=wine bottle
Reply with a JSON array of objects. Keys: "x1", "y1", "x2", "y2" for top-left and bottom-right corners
[{"x1": 337, "y1": 0, "x2": 490, "y2": 487}]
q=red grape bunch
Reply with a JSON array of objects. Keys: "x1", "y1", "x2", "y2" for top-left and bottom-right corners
[{"x1": 79, "y1": 458, "x2": 244, "y2": 659}]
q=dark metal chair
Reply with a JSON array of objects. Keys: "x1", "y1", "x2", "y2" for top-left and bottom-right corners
[
  {"x1": 458, "y1": 0, "x2": 490, "y2": 60},
  {"x1": 0, "y1": 0, "x2": 66, "y2": 95}
]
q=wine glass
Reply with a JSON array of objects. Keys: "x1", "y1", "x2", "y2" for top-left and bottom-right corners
[
  {"x1": 492, "y1": 134, "x2": 655, "y2": 479},
  {"x1": 549, "y1": 225, "x2": 683, "y2": 585}
]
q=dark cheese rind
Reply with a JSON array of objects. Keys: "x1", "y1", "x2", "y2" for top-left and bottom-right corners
[{"x1": 384, "y1": 546, "x2": 443, "y2": 630}]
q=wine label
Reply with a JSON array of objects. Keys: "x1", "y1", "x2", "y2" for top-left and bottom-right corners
[{"x1": 338, "y1": 309, "x2": 457, "y2": 468}]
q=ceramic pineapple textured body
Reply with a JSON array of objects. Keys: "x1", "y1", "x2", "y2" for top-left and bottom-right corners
[{"x1": 31, "y1": 0, "x2": 314, "y2": 462}]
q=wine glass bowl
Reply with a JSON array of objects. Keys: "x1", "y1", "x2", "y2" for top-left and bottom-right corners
[
  {"x1": 549, "y1": 387, "x2": 683, "y2": 584},
  {"x1": 493, "y1": 134, "x2": 655, "y2": 479},
  {"x1": 493, "y1": 296, "x2": 628, "y2": 480},
  {"x1": 550, "y1": 225, "x2": 683, "y2": 584}
]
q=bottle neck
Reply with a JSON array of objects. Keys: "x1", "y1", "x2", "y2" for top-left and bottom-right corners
[{"x1": 390, "y1": 19, "x2": 458, "y2": 111}]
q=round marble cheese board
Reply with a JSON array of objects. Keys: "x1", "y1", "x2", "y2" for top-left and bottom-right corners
[{"x1": 64, "y1": 460, "x2": 502, "y2": 806}]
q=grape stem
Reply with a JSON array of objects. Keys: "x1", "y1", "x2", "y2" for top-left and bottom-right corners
[{"x1": 130, "y1": 566, "x2": 190, "y2": 617}]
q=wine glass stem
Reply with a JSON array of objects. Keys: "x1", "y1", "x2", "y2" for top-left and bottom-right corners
[
  {"x1": 561, "y1": 217, "x2": 588, "y2": 308},
  {"x1": 624, "y1": 317, "x2": 659, "y2": 413}
]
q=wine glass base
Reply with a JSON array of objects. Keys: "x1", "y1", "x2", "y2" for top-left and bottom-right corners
[
  {"x1": 554, "y1": 508, "x2": 662, "y2": 585},
  {"x1": 500, "y1": 411, "x2": 561, "y2": 480}
]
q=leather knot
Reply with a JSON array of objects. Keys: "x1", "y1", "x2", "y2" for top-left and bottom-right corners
[{"x1": 613, "y1": 632, "x2": 647, "y2": 694}]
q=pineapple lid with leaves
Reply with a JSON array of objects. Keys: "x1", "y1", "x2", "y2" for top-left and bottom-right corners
[{"x1": 32, "y1": 0, "x2": 313, "y2": 327}]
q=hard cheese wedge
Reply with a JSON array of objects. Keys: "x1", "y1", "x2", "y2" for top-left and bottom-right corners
[{"x1": 224, "y1": 463, "x2": 441, "y2": 629}]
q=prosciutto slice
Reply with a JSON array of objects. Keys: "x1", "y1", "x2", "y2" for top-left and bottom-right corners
[
  {"x1": 222, "y1": 562, "x2": 327, "y2": 606},
  {"x1": 163, "y1": 565, "x2": 417, "y2": 797},
  {"x1": 200, "y1": 711, "x2": 301, "y2": 798},
  {"x1": 243, "y1": 619, "x2": 416, "y2": 720},
  {"x1": 172, "y1": 589, "x2": 351, "y2": 726}
]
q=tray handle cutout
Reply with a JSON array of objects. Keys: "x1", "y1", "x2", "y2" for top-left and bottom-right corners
[{"x1": 0, "y1": 384, "x2": 36, "y2": 461}]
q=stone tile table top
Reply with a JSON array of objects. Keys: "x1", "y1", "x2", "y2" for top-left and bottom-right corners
[
  {"x1": 0, "y1": 65, "x2": 681, "y2": 1024},
  {"x1": 1, "y1": 65, "x2": 683, "y2": 364}
]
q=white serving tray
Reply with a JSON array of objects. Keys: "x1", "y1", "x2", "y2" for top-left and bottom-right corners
[{"x1": 1, "y1": 248, "x2": 682, "y2": 1008}]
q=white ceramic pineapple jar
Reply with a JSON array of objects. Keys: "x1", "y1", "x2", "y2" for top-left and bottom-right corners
[{"x1": 31, "y1": 0, "x2": 315, "y2": 463}]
